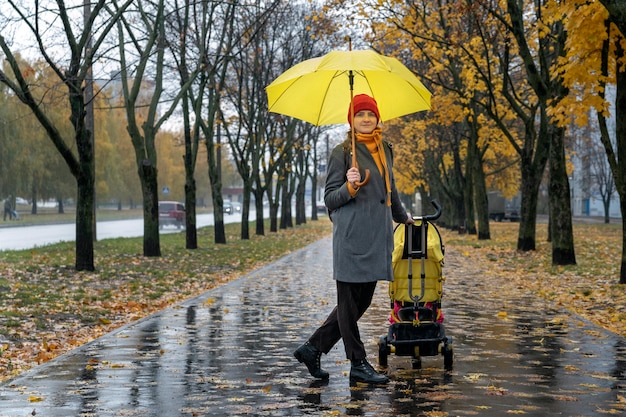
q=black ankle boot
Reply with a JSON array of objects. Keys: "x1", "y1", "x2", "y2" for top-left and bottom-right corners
[
  {"x1": 350, "y1": 359, "x2": 389, "y2": 384},
  {"x1": 294, "y1": 342, "x2": 329, "y2": 380}
]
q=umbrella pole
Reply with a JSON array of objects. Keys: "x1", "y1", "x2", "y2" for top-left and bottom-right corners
[{"x1": 349, "y1": 70, "x2": 370, "y2": 187}]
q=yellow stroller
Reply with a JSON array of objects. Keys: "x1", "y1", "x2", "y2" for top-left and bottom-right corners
[{"x1": 378, "y1": 200, "x2": 453, "y2": 370}]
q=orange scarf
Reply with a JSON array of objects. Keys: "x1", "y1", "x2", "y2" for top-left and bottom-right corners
[{"x1": 356, "y1": 127, "x2": 391, "y2": 206}]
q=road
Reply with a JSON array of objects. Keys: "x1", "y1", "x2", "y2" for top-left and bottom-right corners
[{"x1": 0, "y1": 211, "x2": 253, "y2": 252}]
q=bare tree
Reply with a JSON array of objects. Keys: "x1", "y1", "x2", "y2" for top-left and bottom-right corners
[
  {"x1": 224, "y1": 1, "x2": 298, "y2": 237},
  {"x1": 164, "y1": 0, "x2": 237, "y2": 247},
  {"x1": 588, "y1": 140, "x2": 616, "y2": 223},
  {"x1": 192, "y1": 1, "x2": 238, "y2": 244},
  {"x1": 224, "y1": 1, "x2": 336, "y2": 236},
  {"x1": 111, "y1": 0, "x2": 198, "y2": 256},
  {"x1": 0, "y1": 0, "x2": 132, "y2": 270}
]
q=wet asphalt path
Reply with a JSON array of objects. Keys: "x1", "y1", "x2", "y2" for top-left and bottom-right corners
[{"x1": 0, "y1": 236, "x2": 625, "y2": 416}]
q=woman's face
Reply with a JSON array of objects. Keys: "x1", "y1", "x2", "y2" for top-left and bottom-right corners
[{"x1": 352, "y1": 110, "x2": 378, "y2": 134}]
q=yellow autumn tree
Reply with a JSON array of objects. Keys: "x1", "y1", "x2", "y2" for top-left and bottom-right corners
[
  {"x1": 349, "y1": 1, "x2": 525, "y2": 238},
  {"x1": 553, "y1": 0, "x2": 626, "y2": 283}
]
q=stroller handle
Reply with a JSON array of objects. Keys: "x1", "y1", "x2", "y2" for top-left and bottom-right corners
[{"x1": 413, "y1": 200, "x2": 442, "y2": 222}]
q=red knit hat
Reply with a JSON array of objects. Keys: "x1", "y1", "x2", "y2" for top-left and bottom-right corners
[{"x1": 347, "y1": 94, "x2": 380, "y2": 125}]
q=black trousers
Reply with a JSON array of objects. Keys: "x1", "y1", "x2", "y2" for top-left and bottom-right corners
[{"x1": 308, "y1": 280, "x2": 377, "y2": 361}]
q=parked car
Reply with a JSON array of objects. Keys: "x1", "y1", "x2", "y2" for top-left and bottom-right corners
[
  {"x1": 158, "y1": 201, "x2": 185, "y2": 229},
  {"x1": 223, "y1": 200, "x2": 233, "y2": 215}
]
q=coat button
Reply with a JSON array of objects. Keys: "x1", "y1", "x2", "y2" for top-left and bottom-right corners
[{"x1": 380, "y1": 199, "x2": 385, "y2": 204}]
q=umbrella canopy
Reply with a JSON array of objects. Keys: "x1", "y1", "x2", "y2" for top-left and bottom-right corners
[{"x1": 266, "y1": 49, "x2": 431, "y2": 126}]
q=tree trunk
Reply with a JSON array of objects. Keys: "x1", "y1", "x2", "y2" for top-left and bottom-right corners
[
  {"x1": 75, "y1": 166, "x2": 95, "y2": 271},
  {"x1": 240, "y1": 181, "x2": 252, "y2": 240},
  {"x1": 253, "y1": 186, "x2": 265, "y2": 236},
  {"x1": 517, "y1": 171, "x2": 543, "y2": 251},
  {"x1": 295, "y1": 176, "x2": 306, "y2": 226},
  {"x1": 517, "y1": 126, "x2": 549, "y2": 251},
  {"x1": 182, "y1": 92, "x2": 198, "y2": 249},
  {"x1": 181, "y1": 86, "x2": 197, "y2": 249},
  {"x1": 547, "y1": 119, "x2": 576, "y2": 265},
  {"x1": 141, "y1": 159, "x2": 161, "y2": 257},
  {"x1": 448, "y1": 135, "x2": 469, "y2": 234},
  {"x1": 185, "y1": 178, "x2": 198, "y2": 249},
  {"x1": 210, "y1": 188, "x2": 226, "y2": 244},
  {"x1": 202, "y1": 96, "x2": 226, "y2": 245},
  {"x1": 462, "y1": 146, "x2": 474, "y2": 236},
  {"x1": 280, "y1": 177, "x2": 293, "y2": 230},
  {"x1": 269, "y1": 182, "x2": 280, "y2": 233},
  {"x1": 295, "y1": 146, "x2": 307, "y2": 226},
  {"x1": 71, "y1": 74, "x2": 95, "y2": 270},
  {"x1": 473, "y1": 146, "x2": 490, "y2": 240}
]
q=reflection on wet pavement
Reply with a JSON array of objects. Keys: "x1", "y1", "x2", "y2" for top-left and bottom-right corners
[{"x1": 0, "y1": 237, "x2": 625, "y2": 416}]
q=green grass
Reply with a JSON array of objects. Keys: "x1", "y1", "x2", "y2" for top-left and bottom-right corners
[{"x1": 7, "y1": 204, "x2": 144, "y2": 225}]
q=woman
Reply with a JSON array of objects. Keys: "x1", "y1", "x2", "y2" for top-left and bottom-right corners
[{"x1": 294, "y1": 94, "x2": 413, "y2": 384}]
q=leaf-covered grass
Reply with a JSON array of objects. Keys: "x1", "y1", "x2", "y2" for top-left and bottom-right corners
[
  {"x1": 0, "y1": 219, "x2": 333, "y2": 382},
  {"x1": 442, "y1": 220, "x2": 626, "y2": 338}
]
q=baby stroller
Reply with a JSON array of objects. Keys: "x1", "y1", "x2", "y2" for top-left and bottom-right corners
[{"x1": 378, "y1": 200, "x2": 453, "y2": 370}]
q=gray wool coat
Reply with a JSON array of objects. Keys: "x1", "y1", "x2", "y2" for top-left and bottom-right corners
[{"x1": 324, "y1": 138, "x2": 410, "y2": 283}]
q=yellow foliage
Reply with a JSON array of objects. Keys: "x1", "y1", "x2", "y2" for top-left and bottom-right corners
[{"x1": 553, "y1": 0, "x2": 616, "y2": 126}]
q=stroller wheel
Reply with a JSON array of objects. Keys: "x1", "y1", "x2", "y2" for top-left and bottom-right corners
[
  {"x1": 443, "y1": 343, "x2": 453, "y2": 371},
  {"x1": 378, "y1": 336, "x2": 389, "y2": 368}
]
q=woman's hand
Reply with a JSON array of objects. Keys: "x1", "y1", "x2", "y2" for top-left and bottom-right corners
[
  {"x1": 346, "y1": 167, "x2": 361, "y2": 189},
  {"x1": 405, "y1": 214, "x2": 415, "y2": 225}
]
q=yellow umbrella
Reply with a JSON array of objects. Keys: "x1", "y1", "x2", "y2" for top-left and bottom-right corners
[
  {"x1": 266, "y1": 49, "x2": 431, "y2": 126},
  {"x1": 266, "y1": 47, "x2": 431, "y2": 187}
]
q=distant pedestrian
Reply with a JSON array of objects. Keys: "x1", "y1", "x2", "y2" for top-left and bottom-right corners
[
  {"x1": 3, "y1": 195, "x2": 13, "y2": 221},
  {"x1": 293, "y1": 94, "x2": 414, "y2": 384}
]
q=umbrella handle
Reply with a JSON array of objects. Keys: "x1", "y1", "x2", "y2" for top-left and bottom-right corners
[
  {"x1": 350, "y1": 120, "x2": 370, "y2": 187},
  {"x1": 355, "y1": 169, "x2": 370, "y2": 187},
  {"x1": 347, "y1": 49, "x2": 369, "y2": 188}
]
